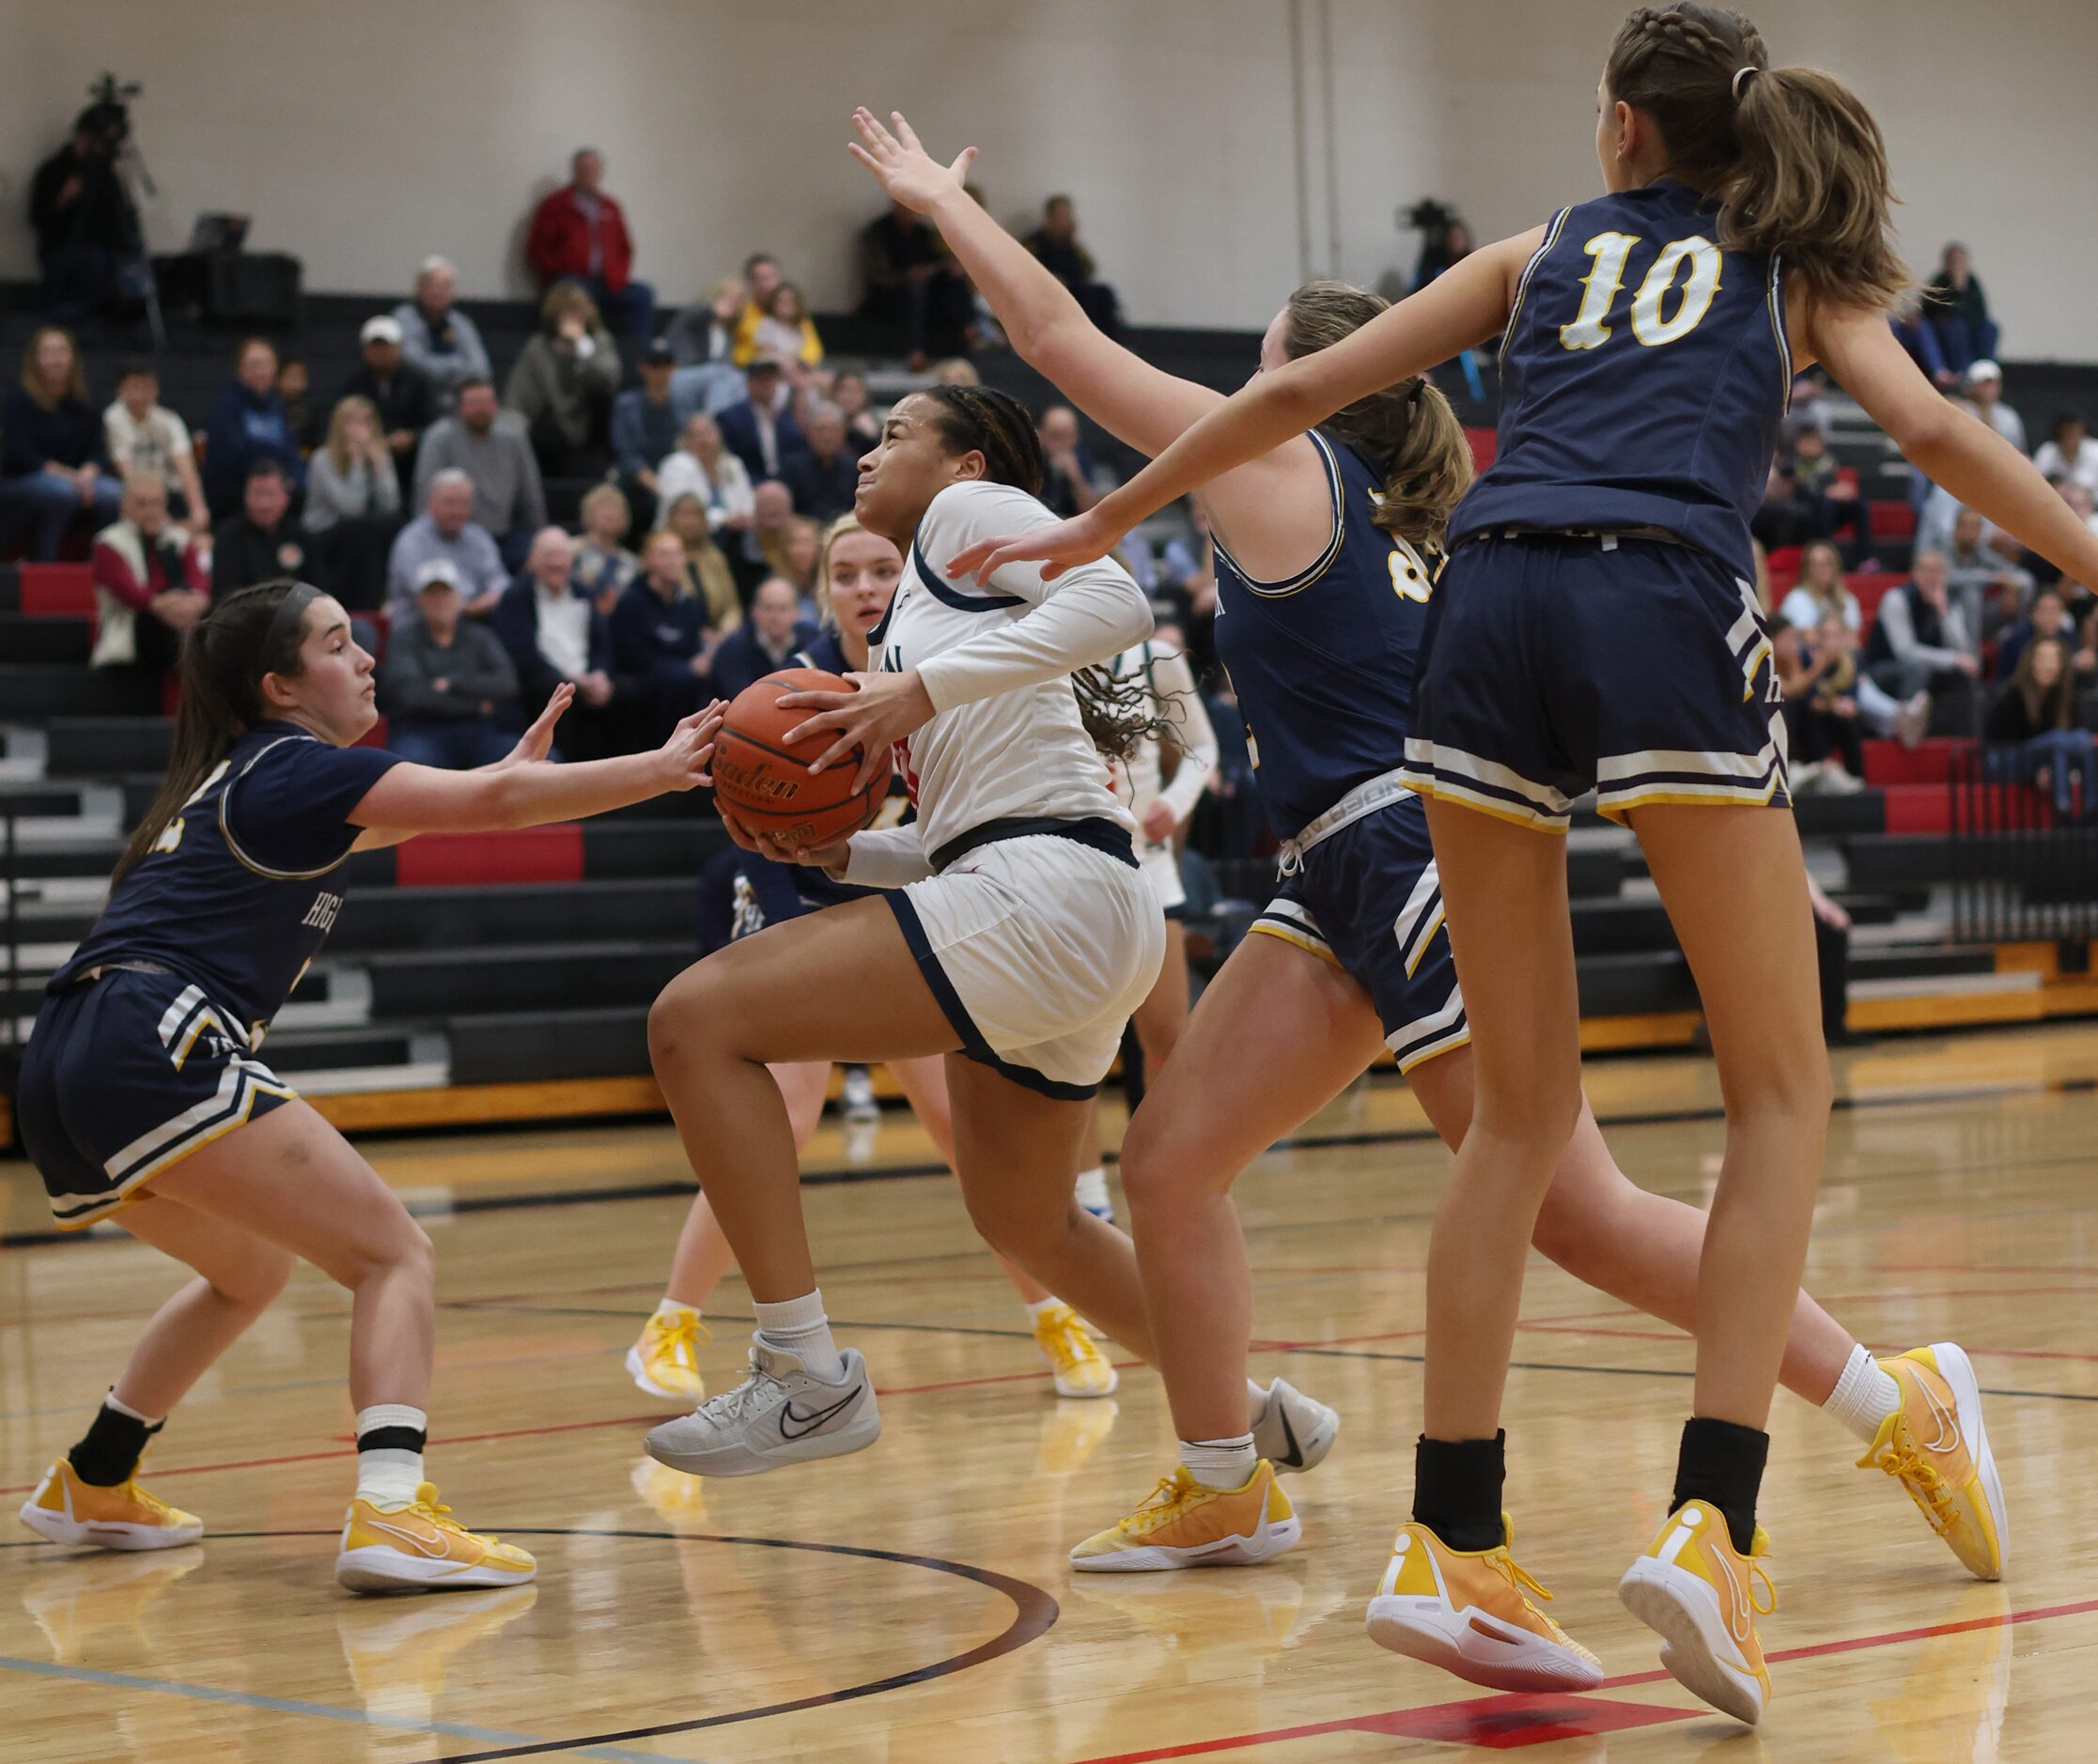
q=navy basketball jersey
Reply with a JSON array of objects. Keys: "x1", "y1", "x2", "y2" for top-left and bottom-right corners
[
  {"x1": 51, "y1": 725, "x2": 399, "y2": 1042},
  {"x1": 1211, "y1": 429, "x2": 1440, "y2": 840},
  {"x1": 1451, "y1": 179, "x2": 1789, "y2": 582}
]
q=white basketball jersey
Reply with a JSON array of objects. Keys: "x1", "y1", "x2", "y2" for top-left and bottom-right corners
[{"x1": 872, "y1": 479, "x2": 1148, "y2": 863}]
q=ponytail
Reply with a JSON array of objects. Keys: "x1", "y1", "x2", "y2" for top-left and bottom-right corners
[
  {"x1": 1281, "y1": 280, "x2": 1473, "y2": 546},
  {"x1": 1607, "y1": 5, "x2": 1908, "y2": 311},
  {"x1": 114, "y1": 580, "x2": 315, "y2": 882}
]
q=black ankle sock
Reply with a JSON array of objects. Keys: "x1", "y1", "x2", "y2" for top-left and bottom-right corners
[
  {"x1": 70, "y1": 1400, "x2": 162, "y2": 1487},
  {"x1": 1672, "y1": 1416, "x2": 1769, "y2": 1555},
  {"x1": 1411, "y1": 1431, "x2": 1506, "y2": 1553}
]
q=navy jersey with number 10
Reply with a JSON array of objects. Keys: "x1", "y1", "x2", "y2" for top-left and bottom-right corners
[{"x1": 1450, "y1": 178, "x2": 1790, "y2": 582}]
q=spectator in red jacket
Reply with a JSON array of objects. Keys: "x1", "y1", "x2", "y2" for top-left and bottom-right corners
[
  {"x1": 89, "y1": 470, "x2": 210, "y2": 681},
  {"x1": 526, "y1": 148, "x2": 655, "y2": 347}
]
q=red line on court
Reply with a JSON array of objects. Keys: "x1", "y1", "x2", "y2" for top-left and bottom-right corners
[{"x1": 1068, "y1": 1597, "x2": 2098, "y2": 1761}]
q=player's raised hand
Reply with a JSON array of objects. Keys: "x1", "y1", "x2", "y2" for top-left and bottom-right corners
[
  {"x1": 847, "y1": 108, "x2": 975, "y2": 215},
  {"x1": 948, "y1": 506, "x2": 1120, "y2": 584},
  {"x1": 660, "y1": 699, "x2": 727, "y2": 792},
  {"x1": 501, "y1": 682, "x2": 573, "y2": 766},
  {"x1": 778, "y1": 669, "x2": 933, "y2": 793}
]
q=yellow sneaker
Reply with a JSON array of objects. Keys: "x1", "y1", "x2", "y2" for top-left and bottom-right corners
[
  {"x1": 23, "y1": 1551, "x2": 201, "y2": 1663},
  {"x1": 1619, "y1": 1502, "x2": 1776, "y2": 1725},
  {"x1": 335, "y1": 1482, "x2": 536, "y2": 1593},
  {"x1": 1069, "y1": 1462, "x2": 1298, "y2": 1571},
  {"x1": 627, "y1": 1305, "x2": 709, "y2": 1401},
  {"x1": 18, "y1": 1457, "x2": 202, "y2": 1552},
  {"x1": 1366, "y1": 1516, "x2": 1603, "y2": 1693},
  {"x1": 1033, "y1": 1300, "x2": 1117, "y2": 1398},
  {"x1": 1859, "y1": 1342, "x2": 2007, "y2": 1581}
]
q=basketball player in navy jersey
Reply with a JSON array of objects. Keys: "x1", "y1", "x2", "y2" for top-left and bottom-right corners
[
  {"x1": 629, "y1": 515, "x2": 1118, "y2": 1405},
  {"x1": 857, "y1": 99, "x2": 2009, "y2": 1623},
  {"x1": 957, "y1": 3, "x2": 2098, "y2": 1719},
  {"x1": 16, "y1": 580, "x2": 719, "y2": 1593}
]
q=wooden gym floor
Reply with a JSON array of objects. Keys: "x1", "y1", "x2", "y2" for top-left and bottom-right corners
[{"x1": 2, "y1": 1023, "x2": 2095, "y2": 1762}]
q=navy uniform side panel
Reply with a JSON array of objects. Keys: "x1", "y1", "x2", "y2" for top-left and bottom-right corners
[
  {"x1": 1451, "y1": 178, "x2": 1789, "y2": 582},
  {"x1": 51, "y1": 725, "x2": 400, "y2": 1039},
  {"x1": 1210, "y1": 429, "x2": 1439, "y2": 841}
]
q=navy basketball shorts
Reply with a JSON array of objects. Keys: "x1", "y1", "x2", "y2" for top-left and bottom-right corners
[
  {"x1": 1402, "y1": 534, "x2": 1790, "y2": 830},
  {"x1": 1250, "y1": 794, "x2": 1469, "y2": 1074},
  {"x1": 17, "y1": 968, "x2": 298, "y2": 1230}
]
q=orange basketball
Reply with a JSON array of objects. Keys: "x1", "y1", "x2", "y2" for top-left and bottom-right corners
[{"x1": 712, "y1": 668, "x2": 893, "y2": 847}]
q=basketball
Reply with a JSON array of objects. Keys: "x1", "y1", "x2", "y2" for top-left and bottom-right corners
[{"x1": 711, "y1": 668, "x2": 893, "y2": 846}]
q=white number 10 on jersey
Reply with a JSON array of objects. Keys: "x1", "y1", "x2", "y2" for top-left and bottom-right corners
[{"x1": 1559, "y1": 232, "x2": 1723, "y2": 351}]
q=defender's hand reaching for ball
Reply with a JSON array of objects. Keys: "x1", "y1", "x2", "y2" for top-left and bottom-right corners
[
  {"x1": 659, "y1": 699, "x2": 727, "y2": 793},
  {"x1": 495, "y1": 682, "x2": 573, "y2": 768},
  {"x1": 947, "y1": 505, "x2": 1121, "y2": 585},
  {"x1": 779, "y1": 669, "x2": 934, "y2": 794},
  {"x1": 715, "y1": 801, "x2": 851, "y2": 874}
]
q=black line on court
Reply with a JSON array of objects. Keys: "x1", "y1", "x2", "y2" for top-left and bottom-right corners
[
  {"x1": 9, "y1": 1067, "x2": 2097, "y2": 1250},
  {"x1": 0, "y1": 1524, "x2": 1058, "y2": 1760}
]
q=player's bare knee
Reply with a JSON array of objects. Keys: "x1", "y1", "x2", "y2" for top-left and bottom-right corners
[{"x1": 216, "y1": 1244, "x2": 297, "y2": 1310}]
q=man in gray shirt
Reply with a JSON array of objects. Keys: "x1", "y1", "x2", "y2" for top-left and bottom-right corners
[
  {"x1": 413, "y1": 379, "x2": 546, "y2": 570},
  {"x1": 386, "y1": 469, "x2": 508, "y2": 622},
  {"x1": 393, "y1": 255, "x2": 491, "y2": 407},
  {"x1": 379, "y1": 558, "x2": 521, "y2": 767}
]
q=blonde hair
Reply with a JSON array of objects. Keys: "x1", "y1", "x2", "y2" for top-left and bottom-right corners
[
  {"x1": 1606, "y1": 5, "x2": 1908, "y2": 310},
  {"x1": 579, "y1": 483, "x2": 630, "y2": 533},
  {"x1": 1281, "y1": 282, "x2": 1471, "y2": 545},
  {"x1": 323, "y1": 395, "x2": 382, "y2": 474},
  {"x1": 663, "y1": 494, "x2": 740, "y2": 629}
]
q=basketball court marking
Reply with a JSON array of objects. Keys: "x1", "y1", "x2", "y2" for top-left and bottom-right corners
[{"x1": 0, "y1": 1526, "x2": 1057, "y2": 1763}]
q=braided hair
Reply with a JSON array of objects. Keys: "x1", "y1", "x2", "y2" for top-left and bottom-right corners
[
  {"x1": 1606, "y1": 4, "x2": 1906, "y2": 309},
  {"x1": 917, "y1": 384, "x2": 1165, "y2": 763}
]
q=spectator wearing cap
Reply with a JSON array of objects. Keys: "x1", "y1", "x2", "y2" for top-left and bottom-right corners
[
  {"x1": 211, "y1": 459, "x2": 313, "y2": 595},
  {"x1": 89, "y1": 469, "x2": 210, "y2": 682},
  {"x1": 611, "y1": 338, "x2": 681, "y2": 531},
  {"x1": 387, "y1": 467, "x2": 508, "y2": 622},
  {"x1": 393, "y1": 256, "x2": 491, "y2": 408},
  {"x1": 715, "y1": 356, "x2": 807, "y2": 485},
  {"x1": 492, "y1": 525, "x2": 642, "y2": 760},
  {"x1": 706, "y1": 576, "x2": 820, "y2": 703},
  {"x1": 104, "y1": 359, "x2": 209, "y2": 530},
  {"x1": 413, "y1": 378, "x2": 546, "y2": 572},
  {"x1": 1926, "y1": 243, "x2": 2000, "y2": 379},
  {"x1": 504, "y1": 282, "x2": 621, "y2": 476},
  {"x1": 1961, "y1": 361, "x2": 2025, "y2": 454},
  {"x1": 201, "y1": 337, "x2": 304, "y2": 517},
  {"x1": 380, "y1": 558, "x2": 521, "y2": 768},
  {"x1": 340, "y1": 317, "x2": 438, "y2": 472},
  {"x1": 781, "y1": 403, "x2": 860, "y2": 525},
  {"x1": 525, "y1": 148, "x2": 655, "y2": 348}
]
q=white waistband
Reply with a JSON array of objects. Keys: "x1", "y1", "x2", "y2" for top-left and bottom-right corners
[{"x1": 1276, "y1": 766, "x2": 1414, "y2": 875}]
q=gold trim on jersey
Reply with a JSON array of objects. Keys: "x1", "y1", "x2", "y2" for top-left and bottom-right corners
[
  {"x1": 1766, "y1": 253, "x2": 1794, "y2": 413},
  {"x1": 1210, "y1": 431, "x2": 1346, "y2": 597},
  {"x1": 1500, "y1": 207, "x2": 1573, "y2": 364},
  {"x1": 216, "y1": 735, "x2": 366, "y2": 881}
]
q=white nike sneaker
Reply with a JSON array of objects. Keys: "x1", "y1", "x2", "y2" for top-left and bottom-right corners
[
  {"x1": 1251, "y1": 1377, "x2": 1339, "y2": 1476},
  {"x1": 644, "y1": 1342, "x2": 880, "y2": 1478}
]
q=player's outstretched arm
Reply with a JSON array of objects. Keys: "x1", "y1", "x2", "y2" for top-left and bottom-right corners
[
  {"x1": 848, "y1": 108, "x2": 1221, "y2": 460},
  {"x1": 1811, "y1": 299, "x2": 2098, "y2": 587},
  {"x1": 948, "y1": 234, "x2": 1531, "y2": 582},
  {"x1": 348, "y1": 698, "x2": 725, "y2": 836}
]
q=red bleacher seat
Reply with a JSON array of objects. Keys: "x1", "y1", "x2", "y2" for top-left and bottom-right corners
[
  {"x1": 1881, "y1": 780, "x2": 2047, "y2": 836},
  {"x1": 1465, "y1": 426, "x2": 1497, "y2": 471},
  {"x1": 353, "y1": 715, "x2": 389, "y2": 750},
  {"x1": 1861, "y1": 737, "x2": 1973, "y2": 788},
  {"x1": 395, "y1": 825, "x2": 585, "y2": 888},
  {"x1": 1868, "y1": 501, "x2": 1917, "y2": 542},
  {"x1": 19, "y1": 562, "x2": 95, "y2": 617},
  {"x1": 1764, "y1": 545, "x2": 1804, "y2": 593}
]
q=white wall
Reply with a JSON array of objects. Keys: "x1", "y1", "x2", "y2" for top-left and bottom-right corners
[{"x1": 0, "y1": 0, "x2": 2089, "y2": 355}]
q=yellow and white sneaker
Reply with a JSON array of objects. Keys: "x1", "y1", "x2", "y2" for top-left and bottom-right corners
[
  {"x1": 18, "y1": 1457, "x2": 202, "y2": 1552},
  {"x1": 335, "y1": 1482, "x2": 536, "y2": 1594},
  {"x1": 1366, "y1": 1516, "x2": 1603, "y2": 1693},
  {"x1": 1619, "y1": 1502, "x2": 1776, "y2": 1725},
  {"x1": 1859, "y1": 1342, "x2": 2007, "y2": 1580},
  {"x1": 1069, "y1": 1462, "x2": 1298, "y2": 1571},
  {"x1": 627, "y1": 1305, "x2": 709, "y2": 1401},
  {"x1": 1033, "y1": 1300, "x2": 1117, "y2": 1398}
]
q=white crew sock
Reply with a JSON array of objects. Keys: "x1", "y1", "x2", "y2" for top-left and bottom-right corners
[
  {"x1": 104, "y1": 1387, "x2": 163, "y2": 1427},
  {"x1": 653, "y1": 1297, "x2": 700, "y2": 1325},
  {"x1": 1245, "y1": 1377, "x2": 1272, "y2": 1426},
  {"x1": 1180, "y1": 1433, "x2": 1258, "y2": 1492},
  {"x1": 354, "y1": 1402, "x2": 427, "y2": 1506},
  {"x1": 753, "y1": 1291, "x2": 845, "y2": 1381},
  {"x1": 1025, "y1": 1296, "x2": 1067, "y2": 1324},
  {"x1": 1823, "y1": 1343, "x2": 1903, "y2": 1444}
]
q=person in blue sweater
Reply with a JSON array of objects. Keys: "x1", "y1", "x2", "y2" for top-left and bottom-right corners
[
  {"x1": 0, "y1": 326, "x2": 120, "y2": 559},
  {"x1": 707, "y1": 575, "x2": 820, "y2": 701},
  {"x1": 611, "y1": 527, "x2": 731, "y2": 739},
  {"x1": 201, "y1": 337, "x2": 305, "y2": 516}
]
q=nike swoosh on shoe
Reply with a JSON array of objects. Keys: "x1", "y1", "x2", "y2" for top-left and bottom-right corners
[{"x1": 779, "y1": 1387, "x2": 863, "y2": 1439}]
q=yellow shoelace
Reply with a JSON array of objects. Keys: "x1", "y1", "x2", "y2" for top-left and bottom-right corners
[
  {"x1": 1119, "y1": 1473, "x2": 1211, "y2": 1538},
  {"x1": 656, "y1": 1311, "x2": 711, "y2": 1369},
  {"x1": 1869, "y1": 1436, "x2": 1958, "y2": 1534},
  {"x1": 1038, "y1": 1312, "x2": 1098, "y2": 1374},
  {"x1": 1487, "y1": 1547, "x2": 1558, "y2": 1613},
  {"x1": 408, "y1": 1490, "x2": 505, "y2": 1547}
]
